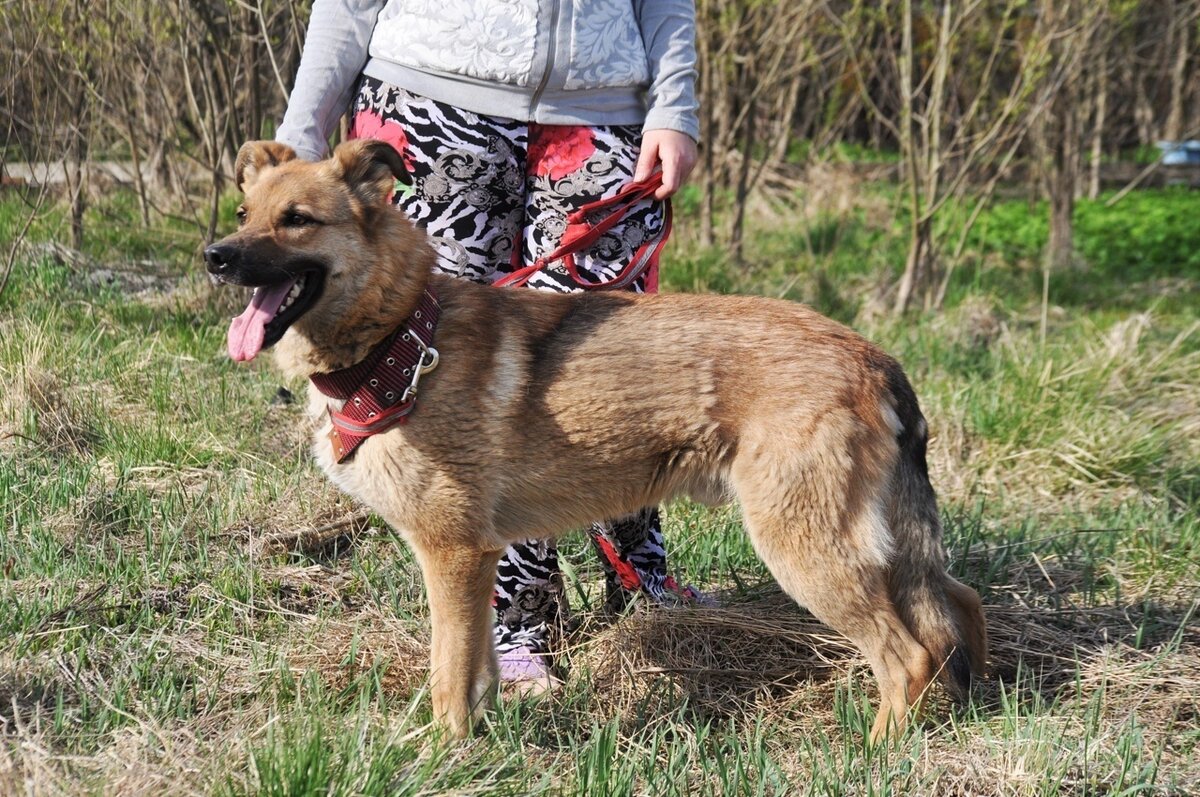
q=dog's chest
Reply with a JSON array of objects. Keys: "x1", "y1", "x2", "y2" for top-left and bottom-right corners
[{"x1": 306, "y1": 392, "x2": 427, "y2": 527}]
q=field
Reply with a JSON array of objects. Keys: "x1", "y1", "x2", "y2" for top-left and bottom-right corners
[{"x1": 1, "y1": 183, "x2": 1198, "y2": 795}]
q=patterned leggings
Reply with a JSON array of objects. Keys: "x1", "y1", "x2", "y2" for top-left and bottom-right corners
[{"x1": 348, "y1": 77, "x2": 701, "y2": 658}]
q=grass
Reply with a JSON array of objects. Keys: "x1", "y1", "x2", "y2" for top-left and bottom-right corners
[{"x1": 1, "y1": 181, "x2": 1198, "y2": 795}]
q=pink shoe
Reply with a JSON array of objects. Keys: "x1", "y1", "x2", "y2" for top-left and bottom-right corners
[{"x1": 497, "y1": 646, "x2": 561, "y2": 698}]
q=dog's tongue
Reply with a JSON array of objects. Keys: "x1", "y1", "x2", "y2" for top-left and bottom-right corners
[{"x1": 227, "y1": 280, "x2": 296, "y2": 362}]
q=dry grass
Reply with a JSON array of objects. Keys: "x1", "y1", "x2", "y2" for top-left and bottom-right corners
[
  {"x1": 573, "y1": 594, "x2": 857, "y2": 724},
  {"x1": 6, "y1": 576, "x2": 1193, "y2": 795},
  {"x1": 223, "y1": 479, "x2": 368, "y2": 555},
  {"x1": 914, "y1": 309, "x2": 1200, "y2": 519},
  {"x1": 0, "y1": 366, "x2": 96, "y2": 459},
  {"x1": 2, "y1": 532, "x2": 1197, "y2": 795}
]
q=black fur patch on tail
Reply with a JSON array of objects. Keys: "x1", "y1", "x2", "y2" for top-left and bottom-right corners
[{"x1": 880, "y1": 359, "x2": 930, "y2": 477}]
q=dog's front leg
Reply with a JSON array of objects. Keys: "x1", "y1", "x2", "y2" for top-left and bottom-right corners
[{"x1": 411, "y1": 541, "x2": 503, "y2": 738}]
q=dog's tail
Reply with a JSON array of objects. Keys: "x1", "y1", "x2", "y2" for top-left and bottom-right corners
[{"x1": 881, "y1": 363, "x2": 987, "y2": 697}]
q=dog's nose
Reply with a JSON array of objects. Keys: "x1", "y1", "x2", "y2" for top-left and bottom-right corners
[{"x1": 204, "y1": 243, "x2": 238, "y2": 273}]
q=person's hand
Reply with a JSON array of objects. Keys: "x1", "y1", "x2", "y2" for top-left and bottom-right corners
[{"x1": 633, "y1": 129, "x2": 698, "y2": 199}]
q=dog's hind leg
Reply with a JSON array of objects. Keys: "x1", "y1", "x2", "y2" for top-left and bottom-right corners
[
  {"x1": 411, "y1": 541, "x2": 503, "y2": 739},
  {"x1": 732, "y1": 419, "x2": 937, "y2": 744},
  {"x1": 741, "y1": 501, "x2": 935, "y2": 743}
]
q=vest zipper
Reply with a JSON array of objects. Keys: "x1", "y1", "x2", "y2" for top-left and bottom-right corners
[{"x1": 529, "y1": 0, "x2": 561, "y2": 114}]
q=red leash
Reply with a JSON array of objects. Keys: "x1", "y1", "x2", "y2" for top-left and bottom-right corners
[{"x1": 493, "y1": 172, "x2": 671, "y2": 291}]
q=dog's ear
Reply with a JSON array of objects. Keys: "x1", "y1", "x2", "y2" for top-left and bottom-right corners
[
  {"x1": 235, "y1": 141, "x2": 297, "y2": 192},
  {"x1": 333, "y1": 139, "x2": 407, "y2": 206}
]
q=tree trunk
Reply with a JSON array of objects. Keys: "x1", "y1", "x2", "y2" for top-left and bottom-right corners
[
  {"x1": 893, "y1": 0, "x2": 922, "y2": 315},
  {"x1": 1164, "y1": 0, "x2": 1191, "y2": 141},
  {"x1": 243, "y1": 6, "x2": 263, "y2": 141},
  {"x1": 1047, "y1": 186, "x2": 1075, "y2": 272},
  {"x1": 1045, "y1": 104, "x2": 1079, "y2": 272},
  {"x1": 1039, "y1": 0, "x2": 1086, "y2": 273},
  {"x1": 1088, "y1": 46, "x2": 1108, "y2": 200},
  {"x1": 696, "y1": 0, "x2": 715, "y2": 247},
  {"x1": 67, "y1": 151, "x2": 87, "y2": 253},
  {"x1": 894, "y1": 216, "x2": 934, "y2": 316},
  {"x1": 119, "y1": 81, "x2": 151, "y2": 226},
  {"x1": 770, "y1": 75, "x2": 803, "y2": 163},
  {"x1": 65, "y1": 85, "x2": 91, "y2": 252},
  {"x1": 700, "y1": 143, "x2": 715, "y2": 247},
  {"x1": 730, "y1": 97, "x2": 756, "y2": 268}
]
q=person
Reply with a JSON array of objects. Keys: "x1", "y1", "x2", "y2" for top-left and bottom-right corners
[{"x1": 275, "y1": 0, "x2": 706, "y2": 692}]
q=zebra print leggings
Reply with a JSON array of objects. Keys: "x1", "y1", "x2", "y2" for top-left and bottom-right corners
[{"x1": 348, "y1": 76, "x2": 702, "y2": 658}]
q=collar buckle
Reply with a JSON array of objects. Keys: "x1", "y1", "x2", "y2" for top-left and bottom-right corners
[{"x1": 401, "y1": 327, "x2": 439, "y2": 404}]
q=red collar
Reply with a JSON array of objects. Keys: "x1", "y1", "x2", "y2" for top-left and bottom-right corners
[{"x1": 310, "y1": 288, "x2": 441, "y2": 463}]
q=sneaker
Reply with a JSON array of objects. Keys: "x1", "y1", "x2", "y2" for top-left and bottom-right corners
[
  {"x1": 497, "y1": 646, "x2": 561, "y2": 698},
  {"x1": 661, "y1": 575, "x2": 718, "y2": 607}
]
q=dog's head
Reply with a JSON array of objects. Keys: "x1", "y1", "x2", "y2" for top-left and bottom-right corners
[{"x1": 205, "y1": 139, "x2": 410, "y2": 362}]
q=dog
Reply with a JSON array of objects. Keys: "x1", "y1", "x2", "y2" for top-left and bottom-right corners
[{"x1": 204, "y1": 138, "x2": 987, "y2": 742}]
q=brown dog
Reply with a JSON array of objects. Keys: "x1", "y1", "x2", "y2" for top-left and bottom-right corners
[{"x1": 205, "y1": 139, "x2": 987, "y2": 742}]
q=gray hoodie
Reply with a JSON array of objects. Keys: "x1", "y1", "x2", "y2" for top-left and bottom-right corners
[{"x1": 277, "y1": 0, "x2": 700, "y2": 161}]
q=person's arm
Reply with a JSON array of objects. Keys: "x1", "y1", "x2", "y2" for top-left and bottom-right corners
[
  {"x1": 633, "y1": 0, "x2": 700, "y2": 198},
  {"x1": 275, "y1": 0, "x2": 386, "y2": 161},
  {"x1": 634, "y1": 0, "x2": 700, "y2": 139}
]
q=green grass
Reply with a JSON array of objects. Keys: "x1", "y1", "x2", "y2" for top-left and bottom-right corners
[
  {"x1": 1, "y1": 185, "x2": 1197, "y2": 794},
  {"x1": 958, "y1": 189, "x2": 1200, "y2": 307}
]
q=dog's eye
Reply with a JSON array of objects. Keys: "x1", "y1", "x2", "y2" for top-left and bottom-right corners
[
  {"x1": 283, "y1": 212, "x2": 315, "y2": 228},
  {"x1": 235, "y1": 207, "x2": 247, "y2": 225}
]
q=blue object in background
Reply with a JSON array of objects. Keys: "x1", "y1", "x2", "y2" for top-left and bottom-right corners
[{"x1": 1157, "y1": 140, "x2": 1200, "y2": 165}]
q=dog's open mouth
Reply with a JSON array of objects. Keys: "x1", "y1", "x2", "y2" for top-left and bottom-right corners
[{"x1": 227, "y1": 272, "x2": 323, "y2": 362}]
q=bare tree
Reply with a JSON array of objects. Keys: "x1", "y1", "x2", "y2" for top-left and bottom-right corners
[
  {"x1": 0, "y1": 17, "x2": 54, "y2": 300},
  {"x1": 1087, "y1": 12, "x2": 1113, "y2": 201},
  {"x1": 3, "y1": 0, "x2": 1194, "y2": 284},
  {"x1": 1164, "y1": 0, "x2": 1200, "y2": 142},
  {"x1": 2, "y1": 0, "x2": 307, "y2": 250},
  {"x1": 832, "y1": 0, "x2": 1084, "y2": 314},
  {"x1": 1036, "y1": 3, "x2": 1105, "y2": 277},
  {"x1": 695, "y1": 0, "x2": 849, "y2": 259}
]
